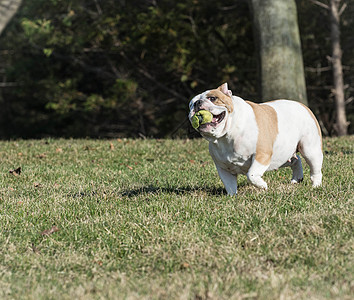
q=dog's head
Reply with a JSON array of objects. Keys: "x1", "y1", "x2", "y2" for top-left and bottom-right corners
[{"x1": 188, "y1": 83, "x2": 234, "y2": 139}]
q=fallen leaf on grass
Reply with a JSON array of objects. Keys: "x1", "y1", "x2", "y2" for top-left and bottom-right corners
[
  {"x1": 36, "y1": 153, "x2": 47, "y2": 159},
  {"x1": 180, "y1": 262, "x2": 190, "y2": 269},
  {"x1": 40, "y1": 226, "x2": 59, "y2": 236},
  {"x1": 9, "y1": 167, "x2": 21, "y2": 176},
  {"x1": 31, "y1": 243, "x2": 41, "y2": 254},
  {"x1": 94, "y1": 260, "x2": 103, "y2": 266},
  {"x1": 56, "y1": 148, "x2": 63, "y2": 153}
]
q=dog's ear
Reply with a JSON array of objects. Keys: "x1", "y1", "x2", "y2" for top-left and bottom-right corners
[{"x1": 217, "y1": 83, "x2": 232, "y2": 97}]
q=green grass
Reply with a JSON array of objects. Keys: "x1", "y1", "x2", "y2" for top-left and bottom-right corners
[{"x1": 0, "y1": 137, "x2": 353, "y2": 299}]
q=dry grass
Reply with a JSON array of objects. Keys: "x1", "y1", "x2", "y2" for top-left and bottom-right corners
[{"x1": 0, "y1": 137, "x2": 353, "y2": 299}]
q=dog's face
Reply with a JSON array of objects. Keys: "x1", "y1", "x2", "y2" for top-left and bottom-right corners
[{"x1": 189, "y1": 83, "x2": 234, "y2": 139}]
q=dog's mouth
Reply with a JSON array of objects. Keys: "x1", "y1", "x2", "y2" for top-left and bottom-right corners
[{"x1": 200, "y1": 111, "x2": 226, "y2": 129}]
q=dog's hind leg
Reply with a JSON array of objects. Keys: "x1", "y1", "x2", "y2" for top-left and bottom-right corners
[
  {"x1": 290, "y1": 155, "x2": 304, "y2": 184},
  {"x1": 298, "y1": 141, "x2": 323, "y2": 187}
]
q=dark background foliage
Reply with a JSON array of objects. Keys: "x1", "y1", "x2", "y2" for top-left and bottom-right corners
[{"x1": 0, "y1": 0, "x2": 353, "y2": 138}]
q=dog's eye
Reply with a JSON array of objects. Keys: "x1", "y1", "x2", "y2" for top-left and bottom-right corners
[{"x1": 207, "y1": 96, "x2": 217, "y2": 102}]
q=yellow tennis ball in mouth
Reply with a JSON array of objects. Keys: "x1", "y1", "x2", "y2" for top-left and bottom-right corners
[{"x1": 191, "y1": 110, "x2": 213, "y2": 129}]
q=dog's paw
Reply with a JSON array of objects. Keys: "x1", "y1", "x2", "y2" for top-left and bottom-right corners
[
  {"x1": 291, "y1": 177, "x2": 303, "y2": 184},
  {"x1": 252, "y1": 178, "x2": 268, "y2": 189},
  {"x1": 312, "y1": 181, "x2": 322, "y2": 188},
  {"x1": 311, "y1": 174, "x2": 322, "y2": 188},
  {"x1": 257, "y1": 182, "x2": 268, "y2": 189},
  {"x1": 247, "y1": 174, "x2": 268, "y2": 190}
]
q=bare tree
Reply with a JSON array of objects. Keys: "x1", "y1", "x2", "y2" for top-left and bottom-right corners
[
  {"x1": 310, "y1": 0, "x2": 348, "y2": 135},
  {"x1": 249, "y1": 0, "x2": 308, "y2": 105},
  {"x1": 330, "y1": 0, "x2": 348, "y2": 135},
  {"x1": 0, "y1": 0, "x2": 22, "y2": 35}
]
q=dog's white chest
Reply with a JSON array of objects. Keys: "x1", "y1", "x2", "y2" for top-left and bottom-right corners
[{"x1": 210, "y1": 142, "x2": 252, "y2": 175}]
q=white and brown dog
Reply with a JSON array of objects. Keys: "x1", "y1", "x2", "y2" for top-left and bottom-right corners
[{"x1": 188, "y1": 83, "x2": 323, "y2": 195}]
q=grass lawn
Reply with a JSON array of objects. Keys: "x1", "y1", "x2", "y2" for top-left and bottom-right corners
[{"x1": 0, "y1": 136, "x2": 353, "y2": 299}]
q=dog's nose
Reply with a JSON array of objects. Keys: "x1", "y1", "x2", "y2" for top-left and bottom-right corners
[{"x1": 194, "y1": 100, "x2": 202, "y2": 111}]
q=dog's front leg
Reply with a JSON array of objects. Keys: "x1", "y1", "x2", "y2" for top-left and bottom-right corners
[
  {"x1": 215, "y1": 165, "x2": 238, "y2": 196},
  {"x1": 247, "y1": 158, "x2": 269, "y2": 189}
]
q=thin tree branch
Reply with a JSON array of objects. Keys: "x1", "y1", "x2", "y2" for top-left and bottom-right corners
[
  {"x1": 0, "y1": 82, "x2": 19, "y2": 87},
  {"x1": 306, "y1": 66, "x2": 332, "y2": 72},
  {"x1": 309, "y1": 0, "x2": 329, "y2": 10},
  {"x1": 345, "y1": 97, "x2": 353, "y2": 105},
  {"x1": 218, "y1": 4, "x2": 238, "y2": 11},
  {"x1": 119, "y1": 51, "x2": 187, "y2": 101},
  {"x1": 29, "y1": 43, "x2": 117, "y2": 79},
  {"x1": 93, "y1": 0, "x2": 102, "y2": 15},
  {"x1": 339, "y1": 3, "x2": 347, "y2": 16},
  {"x1": 137, "y1": 67, "x2": 186, "y2": 101}
]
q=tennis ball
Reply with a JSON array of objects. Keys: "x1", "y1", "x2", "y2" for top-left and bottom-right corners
[{"x1": 191, "y1": 110, "x2": 213, "y2": 129}]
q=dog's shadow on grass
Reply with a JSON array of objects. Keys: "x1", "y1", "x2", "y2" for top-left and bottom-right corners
[
  {"x1": 121, "y1": 181, "x2": 249, "y2": 197},
  {"x1": 121, "y1": 185, "x2": 226, "y2": 197}
]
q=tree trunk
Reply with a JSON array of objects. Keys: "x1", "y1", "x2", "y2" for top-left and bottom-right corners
[
  {"x1": 330, "y1": 0, "x2": 348, "y2": 136},
  {"x1": 249, "y1": 0, "x2": 308, "y2": 105},
  {"x1": 0, "y1": 0, "x2": 22, "y2": 132},
  {"x1": 0, "y1": 0, "x2": 22, "y2": 35}
]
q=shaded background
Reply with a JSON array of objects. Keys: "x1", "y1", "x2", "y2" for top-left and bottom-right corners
[{"x1": 0, "y1": 0, "x2": 353, "y2": 139}]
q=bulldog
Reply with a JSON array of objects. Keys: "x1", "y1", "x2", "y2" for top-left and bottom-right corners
[{"x1": 188, "y1": 83, "x2": 323, "y2": 195}]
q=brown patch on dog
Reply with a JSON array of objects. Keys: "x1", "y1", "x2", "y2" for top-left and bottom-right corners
[
  {"x1": 246, "y1": 101, "x2": 279, "y2": 166},
  {"x1": 206, "y1": 89, "x2": 234, "y2": 113},
  {"x1": 299, "y1": 103, "x2": 323, "y2": 149}
]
